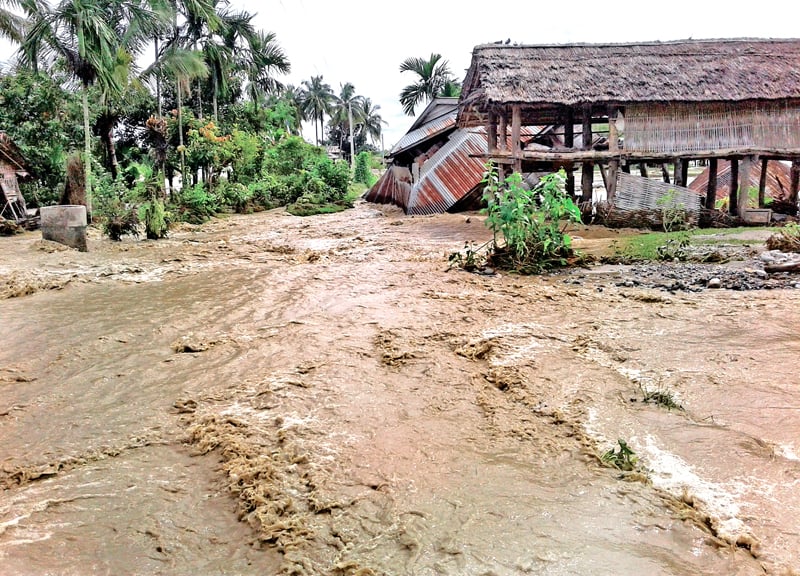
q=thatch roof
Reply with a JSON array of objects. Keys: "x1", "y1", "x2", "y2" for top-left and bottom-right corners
[
  {"x1": 459, "y1": 38, "x2": 800, "y2": 125},
  {"x1": 0, "y1": 132, "x2": 29, "y2": 176}
]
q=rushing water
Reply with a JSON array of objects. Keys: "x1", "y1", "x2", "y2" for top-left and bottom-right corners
[{"x1": 0, "y1": 206, "x2": 797, "y2": 574}]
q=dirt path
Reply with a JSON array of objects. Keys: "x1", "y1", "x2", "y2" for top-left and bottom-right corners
[{"x1": 1, "y1": 203, "x2": 798, "y2": 574}]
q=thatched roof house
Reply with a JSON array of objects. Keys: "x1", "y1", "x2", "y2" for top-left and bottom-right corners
[{"x1": 458, "y1": 38, "x2": 800, "y2": 218}]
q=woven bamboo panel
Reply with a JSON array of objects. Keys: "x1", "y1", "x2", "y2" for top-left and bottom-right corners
[
  {"x1": 615, "y1": 172, "x2": 702, "y2": 213},
  {"x1": 625, "y1": 102, "x2": 800, "y2": 153}
]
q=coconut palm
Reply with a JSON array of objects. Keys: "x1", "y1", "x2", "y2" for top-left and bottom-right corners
[
  {"x1": 0, "y1": 0, "x2": 46, "y2": 44},
  {"x1": 328, "y1": 82, "x2": 363, "y2": 155},
  {"x1": 301, "y1": 75, "x2": 333, "y2": 146},
  {"x1": 355, "y1": 98, "x2": 385, "y2": 146},
  {"x1": 398, "y1": 53, "x2": 460, "y2": 116},
  {"x1": 19, "y1": 0, "x2": 168, "y2": 212},
  {"x1": 240, "y1": 30, "x2": 290, "y2": 107}
]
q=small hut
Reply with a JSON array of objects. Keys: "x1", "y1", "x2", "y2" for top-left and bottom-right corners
[
  {"x1": 0, "y1": 132, "x2": 30, "y2": 222},
  {"x1": 458, "y1": 38, "x2": 800, "y2": 219}
]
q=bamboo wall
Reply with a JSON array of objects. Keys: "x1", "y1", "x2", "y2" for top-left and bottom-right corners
[
  {"x1": 624, "y1": 102, "x2": 800, "y2": 153},
  {"x1": 615, "y1": 172, "x2": 702, "y2": 213}
]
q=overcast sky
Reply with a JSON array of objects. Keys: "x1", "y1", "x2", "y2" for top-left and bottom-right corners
[
  {"x1": 2, "y1": 0, "x2": 799, "y2": 148},
  {"x1": 246, "y1": 0, "x2": 799, "y2": 147}
]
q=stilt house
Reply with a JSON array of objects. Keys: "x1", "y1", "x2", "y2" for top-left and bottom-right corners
[{"x1": 457, "y1": 38, "x2": 800, "y2": 219}]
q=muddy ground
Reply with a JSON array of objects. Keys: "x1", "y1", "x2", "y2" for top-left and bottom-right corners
[{"x1": 1, "y1": 202, "x2": 799, "y2": 575}]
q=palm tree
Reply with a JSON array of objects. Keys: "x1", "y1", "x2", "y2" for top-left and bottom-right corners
[
  {"x1": 355, "y1": 98, "x2": 385, "y2": 146},
  {"x1": 0, "y1": 0, "x2": 45, "y2": 44},
  {"x1": 276, "y1": 84, "x2": 306, "y2": 135},
  {"x1": 328, "y1": 82, "x2": 363, "y2": 156},
  {"x1": 398, "y1": 53, "x2": 460, "y2": 116},
  {"x1": 19, "y1": 0, "x2": 166, "y2": 213},
  {"x1": 301, "y1": 75, "x2": 333, "y2": 146},
  {"x1": 240, "y1": 30, "x2": 290, "y2": 108}
]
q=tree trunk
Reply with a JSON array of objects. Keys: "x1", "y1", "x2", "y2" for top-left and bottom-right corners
[
  {"x1": 178, "y1": 80, "x2": 185, "y2": 188},
  {"x1": 82, "y1": 86, "x2": 93, "y2": 218},
  {"x1": 155, "y1": 38, "x2": 162, "y2": 118}
]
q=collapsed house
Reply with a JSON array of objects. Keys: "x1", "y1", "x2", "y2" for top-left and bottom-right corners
[
  {"x1": 689, "y1": 159, "x2": 796, "y2": 211},
  {"x1": 366, "y1": 97, "x2": 537, "y2": 214},
  {"x1": 457, "y1": 38, "x2": 800, "y2": 221},
  {"x1": 0, "y1": 132, "x2": 31, "y2": 223}
]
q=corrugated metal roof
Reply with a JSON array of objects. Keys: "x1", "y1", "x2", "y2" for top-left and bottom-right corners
[
  {"x1": 407, "y1": 130, "x2": 488, "y2": 214},
  {"x1": 390, "y1": 111, "x2": 457, "y2": 156},
  {"x1": 364, "y1": 166, "x2": 412, "y2": 208},
  {"x1": 689, "y1": 159, "x2": 793, "y2": 200}
]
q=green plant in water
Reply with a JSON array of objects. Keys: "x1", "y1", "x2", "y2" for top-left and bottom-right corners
[
  {"x1": 448, "y1": 241, "x2": 491, "y2": 272},
  {"x1": 601, "y1": 439, "x2": 639, "y2": 471},
  {"x1": 481, "y1": 165, "x2": 582, "y2": 273},
  {"x1": 639, "y1": 382, "x2": 683, "y2": 411}
]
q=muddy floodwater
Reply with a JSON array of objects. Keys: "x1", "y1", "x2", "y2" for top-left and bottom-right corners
[{"x1": 1, "y1": 202, "x2": 799, "y2": 575}]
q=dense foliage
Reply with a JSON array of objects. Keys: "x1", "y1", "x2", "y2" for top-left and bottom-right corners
[{"x1": 0, "y1": 0, "x2": 388, "y2": 238}]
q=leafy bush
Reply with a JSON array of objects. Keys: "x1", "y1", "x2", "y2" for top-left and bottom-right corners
[
  {"x1": 94, "y1": 173, "x2": 140, "y2": 241},
  {"x1": 482, "y1": 166, "x2": 582, "y2": 273},
  {"x1": 217, "y1": 180, "x2": 253, "y2": 213},
  {"x1": 139, "y1": 199, "x2": 169, "y2": 239},
  {"x1": 354, "y1": 151, "x2": 373, "y2": 186},
  {"x1": 175, "y1": 182, "x2": 219, "y2": 223}
]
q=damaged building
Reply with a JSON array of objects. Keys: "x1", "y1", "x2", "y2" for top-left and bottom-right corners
[{"x1": 452, "y1": 38, "x2": 800, "y2": 222}]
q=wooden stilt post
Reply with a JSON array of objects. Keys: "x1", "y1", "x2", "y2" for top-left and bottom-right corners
[
  {"x1": 729, "y1": 158, "x2": 739, "y2": 216},
  {"x1": 639, "y1": 163, "x2": 649, "y2": 178},
  {"x1": 606, "y1": 106, "x2": 619, "y2": 201},
  {"x1": 581, "y1": 104, "x2": 593, "y2": 203},
  {"x1": 790, "y1": 160, "x2": 800, "y2": 206},
  {"x1": 661, "y1": 164, "x2": 671, "y2": 184},
  {"x1": 758, "y1": 158, "x2": 769, "y2": 208},
  {"x1": 738, "y1": 155, "x2": 753, "y2": 217},
  {"x1": 706, "y1": 158, "x2": 718, "y2": 210},
  {"x1": 487, "y1": 110, "x2": 498, "y2": 155},
  {"x1": 564, "y1": 108, "x2": 574, "y2": 196},
  {"x1": 511, "y1": 105, "x2": 522, "y2": 173},
  {"x1": 681, "y1": 159, "x2": 689, "y2": 187},
  {"x1": 498, "y1": 113, "x2": 508, "y2": 151}
]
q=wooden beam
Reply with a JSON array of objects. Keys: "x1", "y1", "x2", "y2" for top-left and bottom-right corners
[
  {"x1": 581, "y1": 105, "x2": 593, "y2": 203},
  {"x1": 608, "y1": 107, "x2": 619, "y2": 153},
  {"x1": 706, "y1": 158, "x2": 718, "y2": 210},
  {"x1": 511, "y1": 105, "x2": 522, "y2": 173},
  {"x1": 737, "y1": 155, "x2": 754, "y2": 217},
  {"x1": 758, "y1": 158, "x2": 769, "y2": 208},
  {"x1": 480, "y1": 147, "x2": 800, "y2": 164},
  {"x1": 661, "y1": 164, "x2": 670, "y2": 184},
  {"x1": 673, "y1": 161, "x2": 682, "y2": 186},
  {"x1": 487, "y1": 110, "x2": 498, "y2": 154},
  {"x1": 639, "y1": 163, "x2": 649, "y2": 178},
  {"x1": 498, "y1": 114, "x2": 508, "y2": 151},
  {"x1": 791, "y1": 160, "x2": 800, "y2": 206},
  {"x1": 607, "y1": 160, "x2": 619, "y2": 201},
  {"x1": 729, "y1": 158, "x2": 739, "y2": 216},
  {"x1": 564, "y1": 107, "x2": 575, "y2": 196}
]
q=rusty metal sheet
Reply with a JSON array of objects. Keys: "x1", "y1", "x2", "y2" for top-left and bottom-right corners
[{"x1": 390, "y1": 111, "x2": 457, "y2": 157}]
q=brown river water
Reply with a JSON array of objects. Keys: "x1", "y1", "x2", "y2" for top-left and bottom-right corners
[{"x1": 1, "y1": 202, "x2": 799, "y2": 575}]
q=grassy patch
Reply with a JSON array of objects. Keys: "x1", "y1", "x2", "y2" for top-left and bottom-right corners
[
  {"x1": 286, "y1": 201, "x2": 351, "y2": 217},
  {"x1": 610, "y1": 227, "x2": 770, "y2": 261}
]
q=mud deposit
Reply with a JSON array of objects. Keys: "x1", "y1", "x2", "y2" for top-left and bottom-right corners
[{"x1": 1, "y1": 203, "x2": 799, "y2": 574}]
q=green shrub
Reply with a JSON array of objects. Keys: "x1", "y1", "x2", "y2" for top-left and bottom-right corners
[
  {"x1": 482, "y1": 166, "x2": 582, "y2": 273},
  {"x1": 217, "y1": 180, "x2": 253, "y2": 213},
  {"x1": 354, "y1": 151, "x2": 372, "y2": 185},
  {"x1": 176, "y1": 183, "x2": 219, "y2": 223},
  {"x1": 139, "y1": 199, "x2": 169, "y2": 239}
]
